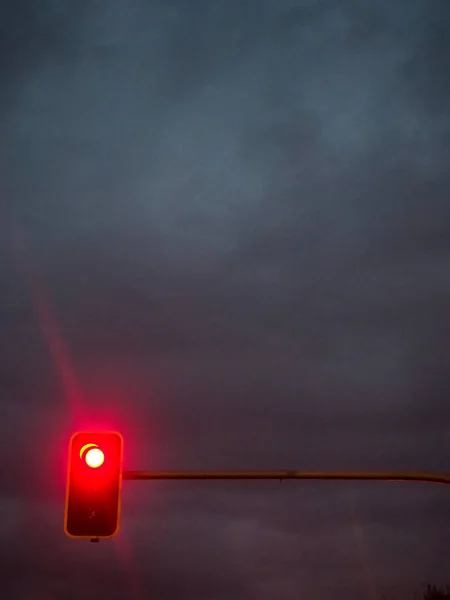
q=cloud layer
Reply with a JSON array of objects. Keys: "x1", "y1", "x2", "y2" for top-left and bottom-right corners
[{"x1": 1, "y1": 1, "x2": 450, "y2": 598}]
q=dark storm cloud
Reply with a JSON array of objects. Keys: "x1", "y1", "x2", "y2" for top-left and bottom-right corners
[{"x1": 1, "y1": 0, "x2": 450, "y2": 598}]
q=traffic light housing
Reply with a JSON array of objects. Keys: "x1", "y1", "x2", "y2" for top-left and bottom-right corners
[{"x1": 64, "y1": 431, "x2": 123, "y2": 539}]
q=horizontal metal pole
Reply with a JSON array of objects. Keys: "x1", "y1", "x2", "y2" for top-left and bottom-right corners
[{"x1": 122, "y1": 470, "x2": 450, "y2": 486}]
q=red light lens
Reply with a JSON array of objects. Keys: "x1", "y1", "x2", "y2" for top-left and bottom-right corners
[{"x1": 85, "y1": 447, "x2": 105, "y2": 468}]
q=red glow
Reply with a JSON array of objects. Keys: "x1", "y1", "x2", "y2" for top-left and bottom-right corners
[{"x1": 10, "y1": 224, "x2": 85, "y2": 420}]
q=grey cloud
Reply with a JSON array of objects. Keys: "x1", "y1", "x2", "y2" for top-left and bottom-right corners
[{"x1": 1, "y1": 0, "x2": 450, "y2": 598}]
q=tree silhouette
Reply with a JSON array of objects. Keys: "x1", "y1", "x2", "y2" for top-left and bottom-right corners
[{"x1": 423, "y1": 584, "x2": 450, "y2": 599}]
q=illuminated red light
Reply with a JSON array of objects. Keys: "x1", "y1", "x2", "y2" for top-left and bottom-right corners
[
  {"x1": 79, "y1": 443, "x2": 105, "y2": 468},
  {"x1": 85, "y1": 447, "x2": 105, "y2": 468}
]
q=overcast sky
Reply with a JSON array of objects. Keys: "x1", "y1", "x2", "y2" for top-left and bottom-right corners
[{"x1": 1, "y1": 1, "x2": 450, "y2": 598}]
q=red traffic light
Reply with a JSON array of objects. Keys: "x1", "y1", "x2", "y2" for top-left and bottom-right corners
[{"x1": 64, "y1": 431, "x2": 123, "y2": 539}]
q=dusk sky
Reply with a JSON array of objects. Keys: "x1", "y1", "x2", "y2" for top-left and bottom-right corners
[{"x1": 1, "y1": 1, "x2": 450, "y2": 598}]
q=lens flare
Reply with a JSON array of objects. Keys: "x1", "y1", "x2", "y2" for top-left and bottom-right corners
[
  {"x1": 79, "y1": 443, "x2": 98, "y2": 459},
  {"x1": 85, "y1": 447, "x2": 105, "y2": 468}
]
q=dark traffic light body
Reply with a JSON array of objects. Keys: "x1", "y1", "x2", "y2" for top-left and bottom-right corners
[{"x1": 64, "y1": 431, "x2": 123, "y2": 539}]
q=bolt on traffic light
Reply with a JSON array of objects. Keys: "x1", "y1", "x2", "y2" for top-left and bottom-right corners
[{"x1": 64, "y1": 431, "x2": 123, "y2": 539}]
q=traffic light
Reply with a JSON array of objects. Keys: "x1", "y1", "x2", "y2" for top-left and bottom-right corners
[{"x1": 64, "y1": 431, "x2": 123, "y2": 539}]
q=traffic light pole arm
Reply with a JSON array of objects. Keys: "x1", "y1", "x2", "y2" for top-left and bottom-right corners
[{"x1": 122, "y1": 470, "x2": 450, "y2": 486}]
